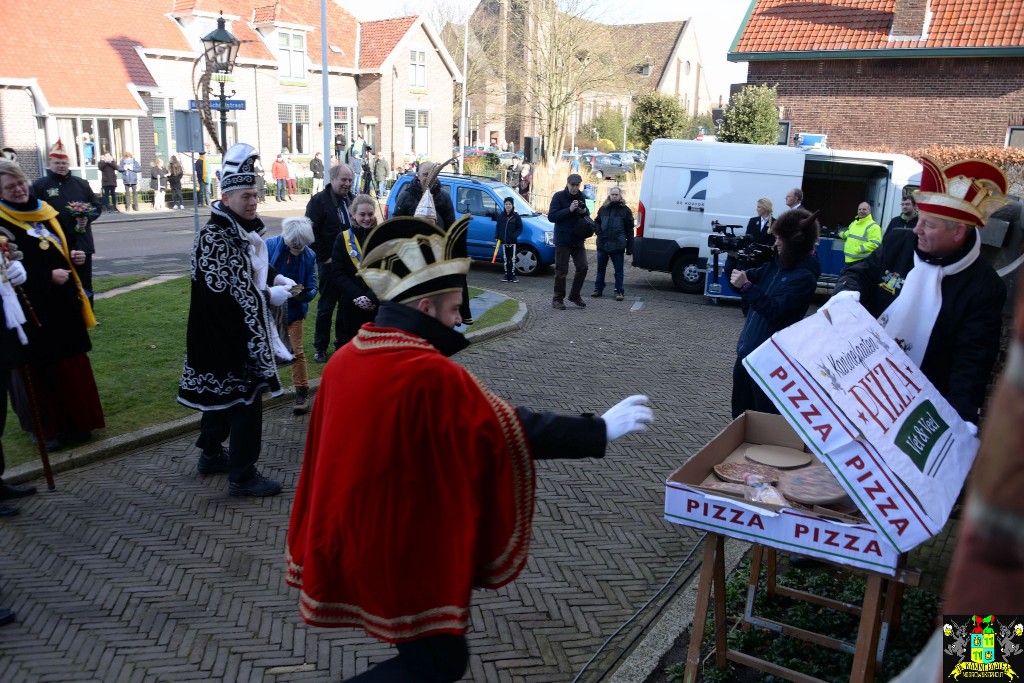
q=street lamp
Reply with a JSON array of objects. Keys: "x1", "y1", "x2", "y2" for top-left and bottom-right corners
[{"x1": 201, "y1": 12, "x2": 240, "y2": 153}]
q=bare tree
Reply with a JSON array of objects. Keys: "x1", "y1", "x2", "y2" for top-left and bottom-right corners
[{"x1": 504, "y1": 0, "x2": 629, "y2": 161}]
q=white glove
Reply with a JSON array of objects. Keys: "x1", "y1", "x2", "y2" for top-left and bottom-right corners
[
  {"x1": 601, "y1": 395, "x2": 654, "y2": 442},
  {"x1": 268, "y1": 285, "x2": 292, "y2": 306},
  {"x1": 818, "y1": 289, "x2": 860, "y2": 315},
  {"x1": 273, "y1": 274, "x2": 297, "y2": 288},
  {"x1": 5, "y1": 261, "x2": 27, "y2": 286},
  {"x1": 354, "y1": 295, "x2": 375, "y2": 311}
]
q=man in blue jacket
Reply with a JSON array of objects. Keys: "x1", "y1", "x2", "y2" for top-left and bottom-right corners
[{"x1": 547, "y1": 173, "x2": 591, "y2": 310}]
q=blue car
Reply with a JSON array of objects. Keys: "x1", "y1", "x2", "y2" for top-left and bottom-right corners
[{"x1": 385, "y1": 173, "x2": 556, "y2": 275}]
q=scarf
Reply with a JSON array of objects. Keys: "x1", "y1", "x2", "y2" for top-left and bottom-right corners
[
  {"x1": 0, "y1": 199, "x2": 96, "y2": 329},
  {"x1": 879, "y1": 229, "x2": 980, "y2": 366}
]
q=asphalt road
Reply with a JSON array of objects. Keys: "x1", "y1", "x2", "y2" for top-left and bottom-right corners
[{"x1": 91, "y1": 208, "x2": 292, "y2": 278}]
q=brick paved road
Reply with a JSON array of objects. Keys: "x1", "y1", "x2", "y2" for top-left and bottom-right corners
[{"x1": 0, "y1": 254, "x2": 747, "y2": 682}]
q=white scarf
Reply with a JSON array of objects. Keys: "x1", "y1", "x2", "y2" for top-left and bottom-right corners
[
  {"x1": 240, "y1": 227, "x2": 293, "y2": 362},
  {"x1": 1, "y1": 277, "x2": 27, "y2": 344},
  {"x1": 879, "y1": 229, "x2": 979, "y2": 366}
]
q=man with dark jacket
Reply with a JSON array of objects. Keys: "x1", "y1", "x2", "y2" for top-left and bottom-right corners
[
  {"x1": 496, "y1": 196, "x2": 523, "y2": 283},
  {"x1": 97, "y1": 152, "x2": 119, "y2": 212},
  {"x1": 831, "y1": 155, "x2": 1009, "y2": 427},
  {"x1": 309, "y1": 153, "x2": 325, "y2": 195},
  {"x1": 547, "y1": 173, "x2": 591, "y2": 310},
  {"x1": 305, "y1": 163, "x2": 355, "y2": 362},
  {"x1": 30, "y1": 140, "x2": 102, "y2": 306},
  {"x1": 886, "y1": 195, "x2": 919, "y2": 231}
]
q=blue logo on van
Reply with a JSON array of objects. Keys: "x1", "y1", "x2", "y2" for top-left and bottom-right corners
[{"x1": 683, "y1": 171, "x2": 708, "y2": 200}]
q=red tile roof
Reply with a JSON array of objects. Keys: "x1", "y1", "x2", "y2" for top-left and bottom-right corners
[
  {"x1": 360, "y1": 17, "x2": 419, "y2": 69},
  {"x1": 733, "y1": 0, "x2": 1024, "y2": 55},
  {"x1": 0, "y1": 0, "x2": 360, "y2": 111}
]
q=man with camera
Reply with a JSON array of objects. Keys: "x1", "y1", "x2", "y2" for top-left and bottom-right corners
[{"x1": 548, "y1": 173, "x2": 592, "y2": 310}]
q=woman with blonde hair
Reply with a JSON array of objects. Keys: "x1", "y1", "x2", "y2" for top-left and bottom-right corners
[
  {"x1": 746, "y1": 197, "x2": 775, "y2": 243},
  {"x1": 330, "y1": 194, "x2": 379, "y2": 344}
]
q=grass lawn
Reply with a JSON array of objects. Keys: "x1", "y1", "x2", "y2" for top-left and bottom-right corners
[{"x1": 4, "y1": 279, "x2": 518, "y2": 469}]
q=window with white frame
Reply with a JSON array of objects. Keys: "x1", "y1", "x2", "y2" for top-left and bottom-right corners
[
  {"x1": 404, "y1": 109, "x2": 430, "y2": 156},
  {"x1": 279, "y1": 103, "x2": 310, "y2": 154},
  {"x1": 410, "y1": 50, "x2": 426, "y2": 89},
  {"x1": 278, "y1": 31, "x2": 307, "y2": 80},
  {"x1": 1008, "y1": 126, "x2": 1024, "y2": 148}
]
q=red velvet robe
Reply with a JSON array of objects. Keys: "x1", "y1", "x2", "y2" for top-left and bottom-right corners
[{"x1": 286, "y1": 324, "x2": 536, "y2": 642}]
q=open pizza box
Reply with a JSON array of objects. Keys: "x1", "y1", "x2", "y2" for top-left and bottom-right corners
[{"x1": 665, "y1": 298, "x2": 980, "y2": 575}]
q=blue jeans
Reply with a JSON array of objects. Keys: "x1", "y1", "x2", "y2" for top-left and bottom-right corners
[
  {"x1": 594, "y1": 250, "x2": 624, "y2": 294},
  {"x1": 378, "y1": 181, "x2": 387, "y2": 196},
  {"x1": 276, "y1": 179, "x2": 286, "y2": 201}
]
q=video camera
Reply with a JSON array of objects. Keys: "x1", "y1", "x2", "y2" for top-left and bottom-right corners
[{"x1": 707, "y1": 221, "x2": 774, "y2": 267}]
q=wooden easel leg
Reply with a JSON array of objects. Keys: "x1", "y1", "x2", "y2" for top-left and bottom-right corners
[
  {"x1": 712, "y1": 535, "x2": 728, "y2": 669},
  {"x1": 743, "y1": 545, "x2": 764, "y2": 632},
  {"x1": 850, "y1": 574, "x2": 884, "y2": 682},
  {"x1": 683, "y1": 533, "x2": 725, "y2": 683},
  {"x1": 766, "y1": 548, "x2": 777, "y2": 597}
]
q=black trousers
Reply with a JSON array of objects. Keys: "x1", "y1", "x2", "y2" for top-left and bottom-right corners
[
  {"x1": 347, "y1": 634, "x2": 468, "y2": 683},
  {"x1": 195, "y1": 393, "x2": 263, "y2": 482},
  {"x1": 731, "y1": 356, "x2": 778, "y2": 419},
  {"x1": 553, "y1": 245, "x2": 588, "y2": 301},
  {"x1": 0, "y1": 369, "x2": 8, "y2": 478},
  {"x1": 79, "y1": 253, "x2": 94, "y2": 307},
  {"x1": 502, "y1": 243, "x2": 517, "y2": 280},
  {"x1": 313, "y1": 263, "x2": 342, "y2": 352}
]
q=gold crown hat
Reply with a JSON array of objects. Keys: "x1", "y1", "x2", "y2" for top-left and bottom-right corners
[
  {"x1": 358, "y1": 215, "x2": 471, "y2": 303},
  {"x1": 48, "y1": 139, "x2": 69, "y2": 159},
  {"x1": 219, "y1": 143, "x2": 260, "y2": 193},
  {"x1": 913, "y1": 154, "x2": 1011, "y2": 227}
]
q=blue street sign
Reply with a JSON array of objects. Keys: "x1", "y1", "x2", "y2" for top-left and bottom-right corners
[{"x1": 188, "y1": 99, "x2": 246, "y2": 111}]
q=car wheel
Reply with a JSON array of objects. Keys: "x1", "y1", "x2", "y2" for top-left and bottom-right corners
[
  {"x1": 595, "y1": 170, "x2": 604, "y2": 180},
  {"x1": 515, "y1": 245, "x2": 541, "y2": 276},
  {"x1": 671, "y1": 254, "x2": 704, "y2": 294}
]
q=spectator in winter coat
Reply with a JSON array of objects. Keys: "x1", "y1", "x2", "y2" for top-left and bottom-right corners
[
  {"x1": 591, "y1": 186, "x2": 634, "y2": 301},
  {"x1": 150, "y1": 159, "x2": 167, "y2": 210},
  {"x1": 730, "y1": 208, "x2": 821, "y2": 417},
  {"x1": 547, "y1": 173, "x2": 591, "y2": 310},
  {"x1": 329, "y1": 194, "x2": 380, "y2": 345},
  {"x1": 265, "y1": 217, "x2": 319, "y2": 415},
  {"x1": 97, "y1": 152, "x2": 119, "y2": 212},
  {"x1": 495, "y1": 197, "x2": 523, "y2": 282},
  {"x1": 373, "y1": 153, "x2": 390, "y2": 197},
  {"x1": 118, "y1": 152, "x2": 141, "y2": 211},
  {"x1": 168, "y1": 156, "x2": 185, "y2": 209},
  {"x1": 310, "y1": 153, "x2": 325, "y2": 195},
  {"x1": 271, "y1": 155, "x2": 289, "y2": 202}
]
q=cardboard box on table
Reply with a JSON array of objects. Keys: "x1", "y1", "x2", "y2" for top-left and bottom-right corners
[{"x1": 665, "y1": 298, "x2": 979, "y2": 575}]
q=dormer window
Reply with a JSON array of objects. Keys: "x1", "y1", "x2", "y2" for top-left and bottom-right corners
[
  {"x1": 636, "y1": 63, "x2": 651, "y2": 77},
  {"x1": 279, "y1": 31, "x2": 306, "y2": 80}
]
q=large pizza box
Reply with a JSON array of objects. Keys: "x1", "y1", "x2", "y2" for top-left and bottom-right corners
[
  {"x1": 665, "y1": 411, "x2": 904, "y2": 573},
  {"x1": 665, "y1": 298, "x2": 980, "y2": 575}
]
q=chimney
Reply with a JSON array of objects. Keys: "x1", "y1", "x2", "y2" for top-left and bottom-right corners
[{"x1": 892, "y1": 0, "x2": 930, "y2": 39}]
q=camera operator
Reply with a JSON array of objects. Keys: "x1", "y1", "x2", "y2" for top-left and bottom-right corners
[
  {"x1": 729, "y1": 209, "x2": 821, "y2": 418},
  {"x1": 725, "y1": 198, "x2": 775, "y2": 313}
]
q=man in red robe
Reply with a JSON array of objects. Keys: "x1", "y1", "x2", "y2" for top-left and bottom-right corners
[{"x1": 287, "y1": 215, "x2": 654, "y2": 682}]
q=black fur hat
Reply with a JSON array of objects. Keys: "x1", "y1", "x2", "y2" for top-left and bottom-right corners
[{"x1": 771, "y1": 208, "x2": 820, "y2": 267}]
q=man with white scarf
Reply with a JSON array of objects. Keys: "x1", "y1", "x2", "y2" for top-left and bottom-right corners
[
  {"x1": 831, "y1": 154, "x2": 1010, "y2": 427},
  {"x1": 178, "y1": 144, "x2": 295, "y2": 497}
]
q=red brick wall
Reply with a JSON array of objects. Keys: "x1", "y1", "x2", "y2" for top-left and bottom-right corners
[{"x1": 747, "y1": 57, "x2": 1024, "y2": 149}]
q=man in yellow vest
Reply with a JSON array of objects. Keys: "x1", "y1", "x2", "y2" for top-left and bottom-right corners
[{"x1": 838, "y1": 202, "x2": 882, "y2": 263}]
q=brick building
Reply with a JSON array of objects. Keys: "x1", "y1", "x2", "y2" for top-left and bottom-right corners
[
  {"x1": 0, "y1": 0, "x2": 460, "y2": 187},
  {"x1": 729, "y1": 0, "x2": 1024, "y2": 150}
]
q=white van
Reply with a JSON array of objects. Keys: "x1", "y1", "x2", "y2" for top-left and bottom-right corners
[{"x1": 632, "y1": 139, "x2": 922, "y2": 292}]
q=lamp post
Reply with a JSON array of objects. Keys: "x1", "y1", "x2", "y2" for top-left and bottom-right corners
[{"x1": 201, "y1": 12, "x2": 240, "y2": 153}]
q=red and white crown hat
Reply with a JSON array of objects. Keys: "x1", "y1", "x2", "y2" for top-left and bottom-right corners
[
  {"x1": 913, "y1": 154, "x2": 1010, "y2": 227},
  {"x1": 48, "y1": 139, "x2": 69, "y2": 160}
]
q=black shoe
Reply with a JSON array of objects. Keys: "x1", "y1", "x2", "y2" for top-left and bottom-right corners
[
  {"x1": 0, "y1": 609, "x2": 15, "y2": 626},
  {"x1": 229, "y1": 471, "x2": 282, "y2": 497},
  {"x1": 552, "y1": 300, "x2": 566, "y2": 310},
  {"x1": 462, "y1": 317, "x2": 474, "y2": 326},
  {"x1": 313, "y1": 350, "x2": 327, "y2": 363},
  {"x1": 568, "y1": 296, "x2": 587, "y2": 308},
  {"x1": 0, "y1": 505, "x2": 19, "y2": 518},
  {"x1": 29, "y1": 434, "x2": 60, "y2": 451},
  {"x1": 511, "y1": 278, "x2": 519, "y2": 283},
  {"x1": 615, "y1": 292, "x2": 624, "y2": 301},
  {"x1": 591, "y1": 290, "x2": 602, "y2": 298},
  {"x1": 0, "y1": 482, "x2": 37, "y2": 500},
  {"x1": 197, "y1": 449, "x2": 231, "y2": 475}
]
